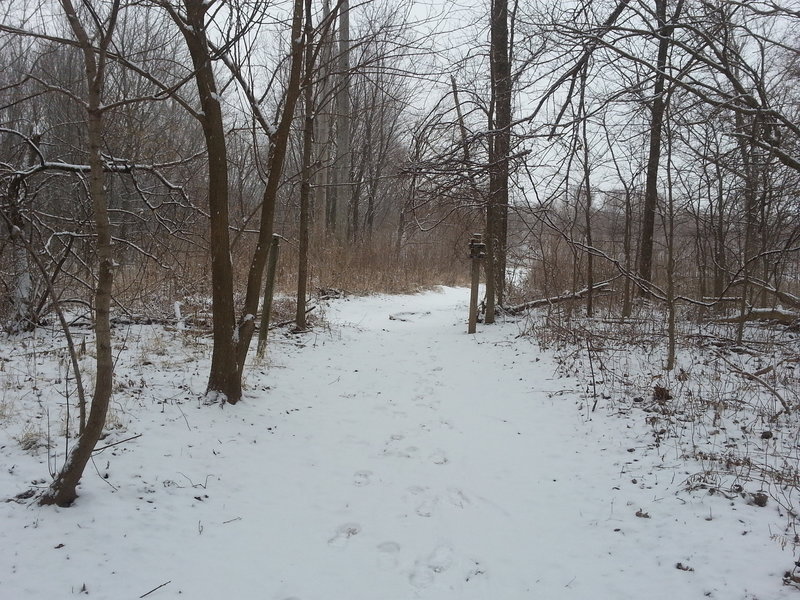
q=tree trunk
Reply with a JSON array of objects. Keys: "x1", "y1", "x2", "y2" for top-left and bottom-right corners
[
  {"x1": 318, "y1": 0, "x2": 333, "y2": 234},
  {"x1": 734, "y1": 111, "x2": 760, "y2": 344},
  {"x1": 638, "y1": 0, "x2": 682, "y2": 294},
  {"x1": 296, "y1": 0, "x2": 314, "y2": 331},
  {"x1": 621, "y1": 187, "x2": 633, "y2": 318},
  {"x1": 4, "y1": 168, "x2": 35, "y2": 333},
  {"x1": 329, "y1": 0, "x2": 350, "y2": 238},
  {"x1": 580, "y1": 64, "x2": 593, "y2": 317},
  {"x1": 40, "y1": 0, "x2": 118, "y2": 507},
  {"x1": 486, "y1": 0, "x2": 512, "y2": 321},
  {"x1": 664, "y1": 117, "x2": 676, "y2": 371},
  {"x1": 179, "y1": 0, "x2": 240, "y2": 402},
  {"x1": 713, "y1": 161, "x2": 727, "y2": 297}
]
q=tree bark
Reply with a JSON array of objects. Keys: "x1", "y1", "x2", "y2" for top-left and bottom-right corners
[
  {"x1": 733, "y1": 89, "x2": 761, "y2": 344},
  {"x1": 178, "y1": 0, "x2": 240, "y2": 402},
  {"x1": 486, "y1": 0, "x2": 512, "y2": 321},
  {"x1": 621, "y1": 187, "x2": 633, "y2": 318},
  {"x1": 329, "y1": 0, "x2": 350, "y2": 238},
  {"x1": 318, "y1": 0, "x2": 333, "y2": 234},
  {"x1": 40, "y1": 0, "x2": 119, "y2": 507},
  {"x1": 296, "y1": 0, "x2": 314, "y2": 331},
  {"x1": 579, "y1": 64, "x2": 593, "y2": 317},
  {"x1": 638, "y1": 0, "x2": 683, "y2": 294}
]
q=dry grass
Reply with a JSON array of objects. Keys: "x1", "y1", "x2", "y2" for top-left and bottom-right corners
[{"x1": 101, "y1": 233, "x2": 471, "y2": 329}]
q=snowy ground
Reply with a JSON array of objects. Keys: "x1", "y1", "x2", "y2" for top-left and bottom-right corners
[{"x1": 0, "y1": 287, "x2": 797, "y2": 599}]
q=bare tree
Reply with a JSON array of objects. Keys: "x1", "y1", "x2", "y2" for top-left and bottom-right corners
[
  {"x1": 160, "y1": 0, "x2": 241, "y2": 402},
  {"x1": 39, "y1": 0, "x2": 121, "y2": 507},
  {"x1": 485, "y1": 0, "x2": 512, "y2": 322},
  {"x1": 637, "y1": 0, "x2": 684, "y2": 295},
  {"x1": 296, "y1": 0, "x2": 315, "y2": 331},
  {"x1": 231, "y1": 0, "x2": 305, "y2": 382},
  {"x1": 329, "y1": 0, "x2": 350, "y2": 238}
]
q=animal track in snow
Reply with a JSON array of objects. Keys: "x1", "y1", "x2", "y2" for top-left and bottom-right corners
[{"x1": 327, "y1": 522, "x2": 361, "y2": 547}]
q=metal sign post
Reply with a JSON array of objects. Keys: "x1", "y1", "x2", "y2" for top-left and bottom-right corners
[{"x1": 468, "y1": 233, "x2": 486, "y2": 334}]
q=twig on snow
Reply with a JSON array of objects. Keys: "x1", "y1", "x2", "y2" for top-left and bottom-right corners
[
  {"x1": 139, "y1": 580, "x2": 171, "y2": 598},
  {"x1": 714, "y1": 351, "x2": 791, "y2": 415},
  {"x1": 92, "y1": 433, "x2": 143, "y2": 454}
]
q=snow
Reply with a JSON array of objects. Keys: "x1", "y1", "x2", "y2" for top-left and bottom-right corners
[{"x1": 0, "y1": 287, "x2": 796, "y2": 599}]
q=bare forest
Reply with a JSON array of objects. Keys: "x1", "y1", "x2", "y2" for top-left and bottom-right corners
[{"x1": 1, "y1": 0, "x2": 800, "y2": 591}]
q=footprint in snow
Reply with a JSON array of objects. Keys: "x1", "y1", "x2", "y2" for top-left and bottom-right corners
[
  {"x1": 377, "y1": 541, "x2": 401, "y2": 569},
  {"x1": 415, "y1": 489, "x2": 468, "y2": 516},
  {"x1": 388, "y1": 311, "x2": 431, "y2": 322},
  {"x1": 428, "y1": 545, "x2": 455, "y2": 572},
  {"x1": 353, "y1": 470, "x2": 372, "y2": 486},
  {"x1": 327, "y1": 522, "x2": 361, "y2": 547},
  {"x1": 415, "y1": 497, "x2": 438, "y2": 517},
  {"x1": 414, "y1": 394, "x2": 441, "y2": 410},
  {"x1": 399, "y1": 446, "x2": 419, "y2": 458},
  {"x1": 409, "y1": 545, "x2": 455, "y2": 588},
  {"x1": 446, "y1": 487, "x2": 470, "y2": 508},
  {"x1": 409, "y1": 567, "x2": 435, "y2": 589},
  {"x1": 384, "y1": 444, "x2": 418, "y2": 459},
  {"x1": 429, "y1": 450, "x2": 449, "y2": 465}
]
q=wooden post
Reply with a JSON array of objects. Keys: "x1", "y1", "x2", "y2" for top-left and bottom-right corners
[
  {"x1": 468, "y1": 233, "x2": 485, "y2": 334},
  {"x1": 257, "y1": 235, "x2": 281, "y2": 357}
]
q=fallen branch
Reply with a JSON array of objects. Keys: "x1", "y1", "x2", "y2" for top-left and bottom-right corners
[
  {"x1": 504, "y1": 279, "x2": 616, "y2": 315},
  {"x1": 92, "y1": 433, "x2": 142, "y2": 454},
  {"x1": 728, "y1": 278, "x2": 800, "y2": 310},
  {"x1": 714, "y1": 352, "x2": 792, "y2": 415},
  {"x1": 140, "y1": 580, "x2": 171, "y2": 598},
  {"x1": 715, "y1": 307, "x2": 799, "y2": 326},
  {"x1": 271, "y1": 305, "x2": 317, "y2": 329}
]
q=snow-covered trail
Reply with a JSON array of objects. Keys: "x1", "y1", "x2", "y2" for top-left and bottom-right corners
[{"x1": 0, "y1": 287, "x2": 792, "y2": 599}]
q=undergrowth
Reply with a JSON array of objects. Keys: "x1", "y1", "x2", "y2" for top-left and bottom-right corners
[{"x1": 524, "y1": 299, "x2": 800, "y2": 544}]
